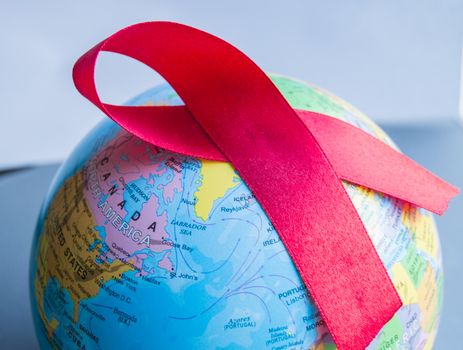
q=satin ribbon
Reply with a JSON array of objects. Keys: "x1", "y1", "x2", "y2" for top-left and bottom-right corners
[{"x1": 72, "y1": 22, "x2": 458, "y2": 349}]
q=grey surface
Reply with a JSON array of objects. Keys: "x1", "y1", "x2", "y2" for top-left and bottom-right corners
[
  {"x1": 1, "y1": 1, "x2": 463, "y2": 168},
  {"x1": 0, "y1": 124, "x2": 462, "y2": 349},
  {"x1": 0, "y1": 164, "x2": 59, "y2": 349}
]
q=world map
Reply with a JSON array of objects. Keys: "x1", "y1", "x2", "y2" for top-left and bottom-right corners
[{"x1": 31, "y1": 75, "x2": 443, "y2": 349}]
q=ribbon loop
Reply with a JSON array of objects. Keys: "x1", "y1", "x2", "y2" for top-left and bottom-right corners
[{"x1": 73, "y1": 21, "x2": 457, "y2": 349}]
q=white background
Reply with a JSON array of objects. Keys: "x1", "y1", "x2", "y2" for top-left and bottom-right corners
[{"x1": 1, "y1": 0, "x2": 462, "y2": 169}]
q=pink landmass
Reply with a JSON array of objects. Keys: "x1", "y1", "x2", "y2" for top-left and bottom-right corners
[
  {"x1": 83, "y1": 131, "x2": 184, "y2": 275},
  {"x1": 158, "y1": 252, "x2": 173, "y2": 272}
]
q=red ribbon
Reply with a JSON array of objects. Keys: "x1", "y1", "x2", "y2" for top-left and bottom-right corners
[{"x1": 72, "y1": 22, "x2": 458, "y2": 349}]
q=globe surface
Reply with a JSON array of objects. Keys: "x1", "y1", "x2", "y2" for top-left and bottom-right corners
[{"x1": 30, "y1": 75, "x2": 442, "y2": 349}]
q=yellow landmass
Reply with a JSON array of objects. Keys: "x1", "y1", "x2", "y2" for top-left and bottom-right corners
[
  {"x1": 401, "y1": 203, "x2": 439, "y2": 260},
  {"x1": 399, "y1": 196, "x2": 441, "y2": 342},
  {"x1": 392, "y1": 261, "x2": 438, "y2": 340},
  {"x1": 312, "y1": 342, "x2": 336, "y2": 350},
  {"x1": 34, "y1": 170, "x2": 133, "y2": 338},
  {"x1": 416, "y1": 266, "x2": 439, "y2": 333},
  {"x1": 194, "y1": 160, "x2": 239, "y2": 221},
  {"x1": 422, "y1": 330, "x2": 437, "y2": 350},
  {"x1": 392, "y1": 261, "x2": 439, "y2": 334},
  {"x1": 391, "y1": 263, "x2": 418, "y2": 305},
  {"x1": 48, "y1": 318, "x2": 59, "y2": 338},
  {"x1": 312, "y1": 343, "x2": 325, "y2": 350}
]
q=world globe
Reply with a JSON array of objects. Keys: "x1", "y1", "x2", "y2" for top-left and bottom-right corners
[{"x1": 30, "y1": 75, "x2": 442, "y2": 349}]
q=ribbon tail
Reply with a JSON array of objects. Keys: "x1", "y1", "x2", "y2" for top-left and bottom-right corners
[{"x1": 297, "y1": 110, "x2": 459, "y2": 215}]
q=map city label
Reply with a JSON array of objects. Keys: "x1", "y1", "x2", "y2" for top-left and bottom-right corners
[
  {"x1": 278, "y1": 285, "x2": 307, "y2": 306},
  {"x1": 224, "y1": 316, "x2": 257, "y2": 331}
]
